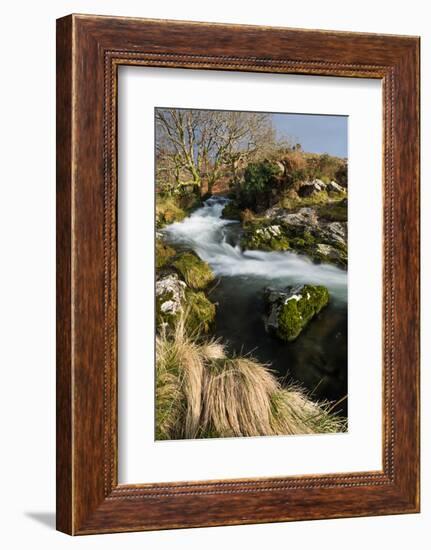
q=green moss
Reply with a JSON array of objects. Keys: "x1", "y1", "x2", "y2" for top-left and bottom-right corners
[
  {"x1": 301, "y1": 285, "x2": 329, "y2": 316},
  {"x1": 173, "y1": 252, "x2": 215, "y2": 290},
  {"x1": 185, "y1": 290, "x2": 216, "y2": 334},
  {"x1": 155, "y1": 281, "x2": 216, "y2": 335},
  {"x1": 178, "y1": 193, "x2": 202, "y2": 213},
  {"x1": 311, "y1": 244, "x2": 347, "y2": 269},
  {"x1": 155, "y1": 239, "x2": 176, "y2": 268},
  {"x1": 221, "y1": 202, "x2": 241, "y2": 220},
  {"x1": 304, "y1": 230, "x2": 316, "y2": 245},
  {"x1": 241, "y1": 221, "x2": 290, "y2": 251},
  {"x1": 290, "y1": 237, "x2": 306, "y2": 248},
  {"x1": 276, "y1": 189, "x2": 348, "y2": 212},
  {"x1": 269, "y1": 236, "x2": 290, "y2": 251},
  {"x1": 299, "y1": 190, "x2": 330, "y2": 204},
  {"x1": 276, "y1": 285, "x2": 329, "y2": 342},
  {"x1": 316, "y1": 200, "x2": 348, "y2": 222},
  {"x1": 279, "y1": 196, "x2": 297, "y2": 210},
  {"x1": 239, "y1": 199, "x2": 347, "y2": 268},
  {"x1": 156, "y1": 197, "x2": 186, "y2": 228},
  {"x1": 241, "y1": 219, "x2": 322, "y2": 254},
  {"x1": 277, "y1": 300, "x2": 303, "y2": 341}
]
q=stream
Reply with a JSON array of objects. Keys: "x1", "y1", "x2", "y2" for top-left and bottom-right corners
[{"x1": 163, "y1": 196, "x2": 348, "y2": 416}]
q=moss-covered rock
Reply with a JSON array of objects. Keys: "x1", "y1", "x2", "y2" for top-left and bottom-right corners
[
  {"x1": 155, "y1": 273, "x2": 216, "y2": 334},
  {"x1": 241, "y1": 222, "x2": 290, "y2": 251},
  {"x1": 312, "y1": 244, "x2": 347, "y2": 268},
  {"x1": 241, "y1": 218, "x2": 320, "y2": 254},
  {"x1": 316, "y1": 200, "x2": 348, "y2": 222},
  {"x1": 155, "y1": 238, "x2": 176, "y2": 268},
  {"x1": 240, "y1": 204, "x2": 347, "y2": 269},
  {"x1": 156, "y1": 198, "x2": 187, "y2": 228},
  {"x1": 265, "y1": 284, "x2": 330, "y2": 342},
  {"x1": 173, "y1": 252, "x2": 215, "y2": 290},
  {"x1": 186, "y1": 290, "x2": 216, "y2": 334},
  {"x1": 221, "y1": 201, "x2": 242, "y2": 220}
]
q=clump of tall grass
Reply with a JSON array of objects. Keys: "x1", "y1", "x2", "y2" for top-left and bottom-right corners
[{"x1": 155, "y1": 311, "x2": 346, "y2": 440}]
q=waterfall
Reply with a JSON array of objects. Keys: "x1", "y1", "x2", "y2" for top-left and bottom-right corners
[{"x1": 163, "y1": 196, "x2": 347, "y2": 303}]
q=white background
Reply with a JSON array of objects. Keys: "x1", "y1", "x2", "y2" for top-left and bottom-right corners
[
  {"x1": 118, "y1": 67, "x2": 382, "y2": 483},
  {"x1": 0, "y1": 1, "x2": 428, "y2": 548}
]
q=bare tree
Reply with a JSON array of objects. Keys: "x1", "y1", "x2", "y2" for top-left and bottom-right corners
[{"x1": 155, "y1": 108, "x2": 275, "y2": 196}]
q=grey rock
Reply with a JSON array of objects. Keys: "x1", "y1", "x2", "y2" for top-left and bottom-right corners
[
  {"x1": 297, "y1": 179, "x2": 327, "y2": 197},
  {"x1": 315, "y1": 243, "x2": 344, "y2": 264},
  {"x1": 327, "y1": 180, "x2": 345, "y2": 194},
  {"x1": 155, "y1": 274, "x2": 186, "y2": 317},
  {"x1": 321, "y1": 222, "x2": 347, "y2": 248},
  {"x1": 279, "y1": 207, "x2": 319, "y2": 227}
]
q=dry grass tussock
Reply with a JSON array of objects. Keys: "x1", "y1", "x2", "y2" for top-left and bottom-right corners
[{"x1": 156, "y1": 312, "x2": 346, "y2": 440}]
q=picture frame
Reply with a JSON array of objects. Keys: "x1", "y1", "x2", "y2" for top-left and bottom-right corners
[{"x1": 56, "y1": 14, "x2": 420, "y2": 535}]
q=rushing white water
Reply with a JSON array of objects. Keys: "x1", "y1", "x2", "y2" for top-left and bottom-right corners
[{"x1": 163, "y1": 196, "x2": 347, "y2": 303}]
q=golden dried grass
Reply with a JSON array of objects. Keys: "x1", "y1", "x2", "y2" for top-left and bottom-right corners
[{"x1": 155, "y1": 311, "x2": 346, "y2": 440}]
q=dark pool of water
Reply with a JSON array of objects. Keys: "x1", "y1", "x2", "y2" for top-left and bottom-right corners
[{"x1": 210, "y1": 276, "x2": 347, "y2": 417}]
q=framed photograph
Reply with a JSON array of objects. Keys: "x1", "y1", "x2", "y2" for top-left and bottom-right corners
[{"x1": 56, "y1": 14, "x2": 420, "y2": 534}]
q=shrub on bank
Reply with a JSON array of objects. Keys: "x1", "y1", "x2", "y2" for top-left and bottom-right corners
[{"x1": 240, "y1": 161, "x2": 282, "y2": 211}]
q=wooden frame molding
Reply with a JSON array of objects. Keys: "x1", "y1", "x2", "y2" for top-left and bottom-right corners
[{"x1": 56, "y1": 14, "x2": 420, "y2": 535}]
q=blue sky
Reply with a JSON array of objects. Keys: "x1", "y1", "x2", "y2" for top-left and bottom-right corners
[{"x1": 271, "y1": 113, "x2": 348, "y2": 158}]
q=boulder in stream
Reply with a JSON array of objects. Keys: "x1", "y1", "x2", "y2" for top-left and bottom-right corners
[{"x1": 264, "y1": 284, "x2": 330, "y2": 342}]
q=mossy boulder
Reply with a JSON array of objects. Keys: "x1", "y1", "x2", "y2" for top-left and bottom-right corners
[
  {"x1": 155, "y1": 238, "x2": 176, "y2": 269},
  {"x1": 156, "y1": 198, "x2": 186, "y2": 228},
  {"x1": 312, "y1": 244, "x2": 347, "y2": 269},
  {"x1": 241, "y1": 205, "x2": 347, "y2": 268},
  {"x1": 241, "y1": 222, "x2": 290, "y2": 251},
  {"x1": 186, "y1": 290, "x2": 216, "y2": 334},
  {"x1": 221, "y1": 201, "x2": 242, "y2": 220},
  {"x1": 265, "y1": 284, "x2": 330, "y2": 342},
  {"x1": 241, "y1": 218, "x2": 320, "y2": 254},
  {"x1": 173, "y1": 252, "x2": 215, "y2": 290},
  {"x1": 155, "y1": 273, "x2": 216, "y2": 334},
  {"x1": 316, "y1": 200, "x2": 348, "y2": 222}
]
